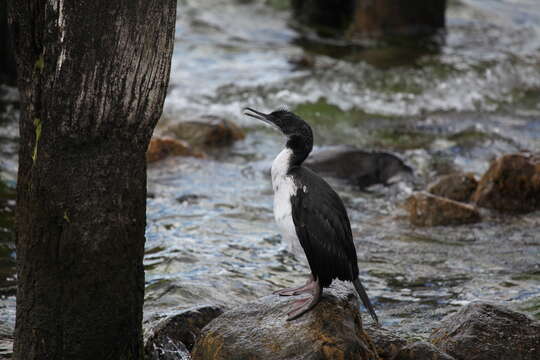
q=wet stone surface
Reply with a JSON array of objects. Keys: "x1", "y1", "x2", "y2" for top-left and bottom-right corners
[
  {"x1": 395, "y1": 341, "x2": 456, "y2": 360},
  {"x1": 305, "y1": 145, "x2": 413, "y2": 189},
  {"x1": 164, "y1": 116, "x2": 245, "y2": 150},
  {"x1": 404, "y1": 191, "x2": 481, "y2": 227},
  {"x1": 427, "y1": 172, "x2": 478, "y2": 203},
  {"x1": 430, "y1": 302, "x2": 540, "y2": 360},
  {"x1": 144, "y1": 305, "x2": 224, "y2": 359},
  {"x1": 472, "y1": 153, "x2": 540, "y2": 213},
  {"x1": 192, "y1": 282, "x2": 379, "y2": 360},
  {"x1": 147, "y1": 137, "x2": 204, "y2": 163},
  {"x1": 363, "y1": 323, "x2": 407, "y2": 360}
]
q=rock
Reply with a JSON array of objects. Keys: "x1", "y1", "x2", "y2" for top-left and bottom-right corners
[
  {"x1": 430, "y1": 302, "x2": 540, "y2": 360},
  {"x1": 288, "y1": 54, "x2": 316, "y2": 70},
  {"x1": 145, "y1": 338, "x2": 190, "y2": 360},
  {"x1": 146, "y1": 137, "x2": 204, "y2": 163},
  {"x1": 192, "y1": 282, "x2": 379, "y2": 360},
  {"x1": 364, "y1": 323, "x2": 406, "y2": 359},
  {"x1": 472, "y1": 153, "x2": 540, "y2": 213},
  {"x1": 427, "y1": 173, "x2": 478, "y2": 202},
  {"x1": 405, "y1": 192, "x2": 481, "y2": 227},
  {"x1": 394, "y1": 341, "x2": 456, "y2": 360},
  {"x1": 176, "y1": 194, "x2": 208, "y2": 205},
  {"x1": 305, "y1": 146, "x2": 413, "y2": 189},
  {"x1": 165, "y1": 116, "x2": 245, "y2": 148},
  {"x1": 144, "y1": 305, "x2": 224, "y2": 359}
]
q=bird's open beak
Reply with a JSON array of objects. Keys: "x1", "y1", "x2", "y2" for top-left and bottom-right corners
[{"x1": 243, "y1": 107, "x2": 276, "y2": 128}]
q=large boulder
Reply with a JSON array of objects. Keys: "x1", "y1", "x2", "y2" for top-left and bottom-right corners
[
  {"x1": 404, "y1": 192, "x2": 481, "y2": 227},
  {"x1": 146, "y1": 137, "x2": 204, "y2": 163},
  {"x1": 430, "y1": 302, "x2": 540, "y2": 360},
  {"x1": 472, "y1": 153, "x2": 540, "y2": 213},
  {"x1": 427, "y1": 173, "x2": 478, "y2": 202},
  {"x1": 305, "y1": 146, "x2": 413, "y2": 189},
  {"x1": 165, "y1": 116, "x2": 245, "y2": 149},
  {"x1": 144, "y1": 305, "x2": 224, "y2": 360},
  {"x1": 394, "y1": 341, "x2": 456, "y2": 360},
  {"x1": 192, "y1": 282, "x2": 379, "y2": 360}
]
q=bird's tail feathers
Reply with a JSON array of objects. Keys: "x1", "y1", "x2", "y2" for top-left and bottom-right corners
[{"x1": 353, "y1": 278, "x2": 379, "y2": 324}]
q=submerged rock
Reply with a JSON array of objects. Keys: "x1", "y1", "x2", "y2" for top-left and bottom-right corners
[
  {"x1": 430, "y1": 302, "x2": 540, "y2": 360},
  {"x1": 305, "y1": 146, "x2": 413, "y2": 189},
  {"x1": 405, "y1": 192, "x2": 481, "y2": 227},
  {"x1": 472, "y1": 153, "x2": 540, "y2": 213},
  {"x1": 192, "y1": 282, "x2": 379, "y2": 360},
  {"x1": 427, "y1": 173, "x2": 478, "y2": 202},
  {"x1": 144, "y1": 305, "x2": 224, "y2": 359},
  {"x1": 147, "y1": 137, "x2": 204, "y2": 163},
  {"x1": 363, "y1": 323, "x2": 406, "y2": 359},
  {"x1": 394, "y1": 341, "x2": 456, "y2": 360},
  {"x1": 166, "y1": 116, "x2": 245, "y2": 149},
  {"x1": 288, "y1": 54, "x2": 316, "y2": 70},
  {"x1": 145, "y1": 339, "x2": 190, "y2": 360}
]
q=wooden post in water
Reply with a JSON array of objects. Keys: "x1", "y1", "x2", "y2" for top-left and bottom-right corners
[
  {"x1": 291, "y1": 0, "x2": 447, "y2": 38},
  {"x1": 8, "y1": 0, "x2": 176, "y2": 358},
  {"x1": 352, "y1": 0, "x2": 446, "y2": 37}
]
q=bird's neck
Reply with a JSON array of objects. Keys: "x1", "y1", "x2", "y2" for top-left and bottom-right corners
[{"x1": 286, "y1": 134, "x2": 312, "y2": 167}]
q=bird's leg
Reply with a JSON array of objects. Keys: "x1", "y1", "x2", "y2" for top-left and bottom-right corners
[
  {"x1": 286, "y1": 278, "x2": 322, "y2": 321},
  {"x1": 273, "y1": 275, "x2": 315, "y2": 296}
]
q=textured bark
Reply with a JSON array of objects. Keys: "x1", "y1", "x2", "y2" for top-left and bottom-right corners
[{"x1": 8, "y1": 1, "x2": 176, "y2": 359}]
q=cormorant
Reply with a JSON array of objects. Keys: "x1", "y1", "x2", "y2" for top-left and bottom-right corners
[{"x1": 244, "y1": 107, "x2": 379, "y2": 322}]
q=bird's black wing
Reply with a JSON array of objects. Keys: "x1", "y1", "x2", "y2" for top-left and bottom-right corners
[{"x1": 289, "y1": 166, "x2": 359, "y2": 287}]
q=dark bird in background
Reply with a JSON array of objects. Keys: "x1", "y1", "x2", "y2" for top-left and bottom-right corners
[
  {"x1": 304, "y1": 145, "x2": 413, "y2": 190},
  {"x1": 244, "y1": 107, "x2": 379, "y2": 322}
]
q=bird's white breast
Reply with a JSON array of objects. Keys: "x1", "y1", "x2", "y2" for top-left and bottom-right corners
[{"x1": 271, "y1": 148, "x2": 307, "y2": 262}]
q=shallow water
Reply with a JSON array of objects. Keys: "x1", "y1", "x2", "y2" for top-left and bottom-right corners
[{"x1": 1, "y1": 0, "x2": 540, "y2": 349}]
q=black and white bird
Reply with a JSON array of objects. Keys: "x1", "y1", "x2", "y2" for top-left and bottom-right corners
[{"x1": 244, "y1": 107, "x2": 378, "y2": 322}]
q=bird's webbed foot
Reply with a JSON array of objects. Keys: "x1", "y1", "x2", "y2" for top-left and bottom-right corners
[
  {"x1": 286, "y1": 279, "x2": 322, "y2": 321},
  {"x1": 273, "y1": 275, "x2": 315, "y2": 296}
]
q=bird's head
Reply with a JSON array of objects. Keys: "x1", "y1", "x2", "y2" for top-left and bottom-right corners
[{"x1": 243, "y1": 108, "x2": 313, "y2": 164}]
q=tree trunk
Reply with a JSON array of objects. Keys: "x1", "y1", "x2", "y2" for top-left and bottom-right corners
[{"x1": 8, "y1": 1, "x2": 176, "y2": 359}]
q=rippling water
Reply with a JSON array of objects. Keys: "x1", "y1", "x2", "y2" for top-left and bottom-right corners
[{"x1": 1, "y1": 0, "x2": 540, "y2": 349}]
